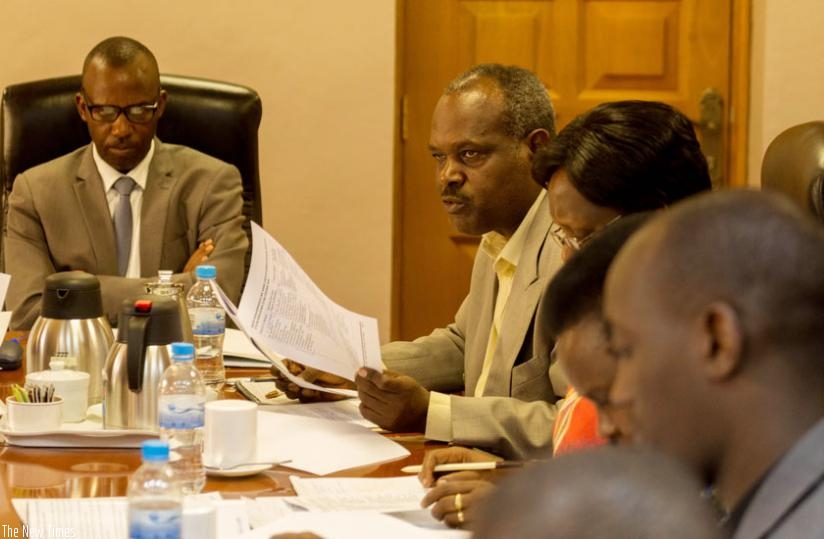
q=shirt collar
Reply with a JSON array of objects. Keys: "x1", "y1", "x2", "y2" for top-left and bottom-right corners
[
  {"x1": 92, "y1": 139, "x2": 154, "y2": 192},
  {"x1": 480, "y1": 190, "x2": 546, "y2": 269}
]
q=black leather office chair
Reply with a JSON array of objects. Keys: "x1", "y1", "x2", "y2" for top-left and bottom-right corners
[
  {"x1": 0, "y1": 74, "x2": 262, "y2": 276},
  {"x1": 761, "y1": 121, "x2": 824, "y2": 223}
]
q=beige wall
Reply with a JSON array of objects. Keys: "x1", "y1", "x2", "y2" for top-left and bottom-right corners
[
  {"x1": 0, "y1": 0, "x2": 397, "y2": 341},
  {"x1": 748, "y1": 0, "x2": 824, "y2": 185},
  {"x1": 7, "y1": 1, "x2": 817, "y2": 340}
]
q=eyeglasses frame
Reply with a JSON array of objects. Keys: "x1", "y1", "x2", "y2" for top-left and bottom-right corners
[
  {"x1": 549, "y1": 214, "x2": 622, "y2": 252},
  {"x1": 80, "y1": 90, "x2": 161, "y2": 124}
]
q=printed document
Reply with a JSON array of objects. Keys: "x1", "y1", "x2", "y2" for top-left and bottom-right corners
[{"x1": 216, "y1": 223, "x2": 382, "y2": 396}]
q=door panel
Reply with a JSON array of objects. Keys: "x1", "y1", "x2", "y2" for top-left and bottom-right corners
[{"x1": 397, "y1": 0, "x2": 733, "y2": 340}]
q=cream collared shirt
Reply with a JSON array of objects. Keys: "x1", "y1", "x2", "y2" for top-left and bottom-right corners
[
  {"x1": 426, "y1": 190, "x2": 547, "y2": 441},
  {"x1": 93, "y1": 140, "x2": 155, "y2": 278}
]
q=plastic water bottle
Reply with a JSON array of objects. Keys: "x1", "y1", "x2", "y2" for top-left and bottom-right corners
[
  {"x1": 128, "y1": 440, "x2": 182, "y2": 539},
  {"x1": 186, "y1": 265, "x2": 225, "y2": 387},
  {"x1": 158, "y1": 342, "x2": 206, "y2": 494}
]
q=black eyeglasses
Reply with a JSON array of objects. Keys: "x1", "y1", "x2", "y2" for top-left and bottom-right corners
[{"x1": 81, "y1": 92, "x2": 159, "y2": 124}]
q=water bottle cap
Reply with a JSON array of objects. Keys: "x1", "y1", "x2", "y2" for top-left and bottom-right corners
[
  {"x1": 195, "y1": 265, "x2": 217, "y2": 279},
  {"x1": 171, "y1": 342, "x2": 195, "y2": 361},
  {"x1": 141, "y1": 440, "x2": 170, "y2": 461}
]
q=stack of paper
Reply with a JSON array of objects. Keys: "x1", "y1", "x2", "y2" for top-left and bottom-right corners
[{"x1": 223, "y1": 328, "x2": 273, "y2": 367}]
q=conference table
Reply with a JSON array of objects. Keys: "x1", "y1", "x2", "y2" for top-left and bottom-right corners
[{"x1": 0, "y1": 333, "x2": 438, "y2": 530}]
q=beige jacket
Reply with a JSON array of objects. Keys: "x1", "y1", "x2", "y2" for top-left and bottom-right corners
[
  {"x1": 382, "y1": 195, "x2": 566, "y2": 459},
  {"x1": 5, "y1": 139, "x2": 248, "y2": 329}
]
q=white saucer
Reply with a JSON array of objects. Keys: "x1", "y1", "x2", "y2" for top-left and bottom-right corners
[{"x1": 205, "y1": 463, "x2": 272, "y2": 478}]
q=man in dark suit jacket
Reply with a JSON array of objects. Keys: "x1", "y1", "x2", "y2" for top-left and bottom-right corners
[
  {"x1": 4, "y1": 36, "x2": 247, "y2": 329},
  {"x1": 605, "y1": 190, "x2": 824, "y2": 538}
]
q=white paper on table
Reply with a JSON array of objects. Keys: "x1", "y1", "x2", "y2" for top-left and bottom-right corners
[
  {"x1": 241, "y1": 511, "x2": 470, "y2": 539},
  {"x1": 223, "y1": 327, "x2": 272, "y2": 365},
  {"x1": 13, "y1": 493, "x2": 247, "y2": 539},
  {"x1": 0, "y1": 311, "x2": 12, "y2": 341},
  {"x1": 15, "y1": 497, "x2": 127, "y2": 539},
  {"x1": 0, "y1": 273, "x2": 11, "y2": 309},
  {"x1": 256, "y1": 409, "x2": 408, "y2": 475},
  {"x1": 214, "y1": 223, "x2": 382, "y2": 396},
  {"x1": 243, "y1": 496, "x2": 301, "y2": 529},
  {"x1": 261, "y1": 397, "x2": 377, "y2": 429},
  {"x1": 289, "y1": 475, "x2": 426, "y2": 513}
]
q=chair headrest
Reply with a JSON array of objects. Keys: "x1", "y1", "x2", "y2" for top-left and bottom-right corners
[{"x1": 762, "y1": 121, "x2": 824, "y2": 222}]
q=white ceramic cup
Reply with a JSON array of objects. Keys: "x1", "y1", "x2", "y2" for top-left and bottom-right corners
[
  {"x1": 203, "y1": 400, "x2": 257, "y2": 468},
  {"x1": 26, "y1": 360, "x2": 90, "y2": 422},
  {"x1": 6, "y1": 396, "x2": 63, "y2": 432}
]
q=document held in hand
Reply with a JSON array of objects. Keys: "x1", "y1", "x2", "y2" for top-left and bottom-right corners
[{"x1": 214, "y1": 222, "x2": 382, "y2": 397}]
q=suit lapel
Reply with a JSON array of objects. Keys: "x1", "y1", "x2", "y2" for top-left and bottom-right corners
[
  {"x1": 483, "y1": 196, "x2": 555, "y2": 394},
  {"x1": 140, "y1": 140, "x2": 174, "y2": 274},
  {"x1": 734, "y1": 419, "x2": 824, "y2": 538},
  {"x1": 74, "y1": 147, "x2": 118, "y2": 274},
  {"x1": 464, "y1": 267, "x2": 496, "y2": 393}
]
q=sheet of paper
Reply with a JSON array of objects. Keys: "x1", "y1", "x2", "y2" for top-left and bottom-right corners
[
  {"x1": 289, "y1": 475, "x2": 426, "y2": 512},
  {"x1": 15, "y1": 497, "x2": 128, "y2": 539},
  {"x1": 14, "y1": 493, "x2": 247, "y2": 538},
  {"x1": 0, "y1": 311, "x2": 12, "y2": 341},
  {"x1": 261, "y1": 397, "x2": 377, "y2": 428},
  {"x1": 256, "y1": 409, "x2": 408, "y2": 475},
  {"x1": 243, "y1": 496, "x2": 300, "y2": 529},
  {"x1": 224, "y1": 327, "x2": 273, "y2": 366},
  {"x1": 217, "y1": 287, "x2": 357, "y2": 397},
  {"x1": 242, "y1": 511, "x2": 470, "y2": 539},
  {"x1": 220, "y1": 223, "x2": 382, "y2": 386},
  {"x1": 0, "y1": 273, "x2": 11, "y2": 309}
]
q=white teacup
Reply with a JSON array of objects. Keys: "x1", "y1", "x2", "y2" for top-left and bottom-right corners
[
  {"x1": 204, "y1": 400, "x2": 257, "y2": 468},
  {"x1": 6, "y1": 396, "x2": 63, "y2": 432}
]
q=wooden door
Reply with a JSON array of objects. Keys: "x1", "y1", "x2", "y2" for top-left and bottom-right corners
[{"x1": 396, "y1": 0, "x2": 742, "y2": 340}]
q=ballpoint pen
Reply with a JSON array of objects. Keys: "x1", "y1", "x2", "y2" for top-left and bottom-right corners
[{"x1": 401, "y1": 461, "x2": 526, "y2": 474}]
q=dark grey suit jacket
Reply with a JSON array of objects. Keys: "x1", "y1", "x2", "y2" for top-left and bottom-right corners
[
  {"x1": 734, "y1": 418, "x2": 824, "y2": 538},
  {"x1": 5, "y1": 139, "x2": 248, "y2": 329}
]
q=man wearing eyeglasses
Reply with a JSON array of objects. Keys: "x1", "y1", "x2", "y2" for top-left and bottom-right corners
[{"x1": 4, "y1": 36, "x2": 247, "y2": 329}]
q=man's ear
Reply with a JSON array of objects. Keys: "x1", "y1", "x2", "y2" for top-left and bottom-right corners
[
  {"x1": 75, "y1": 93, "x2": 89, "y2": 123},
  {"x1": 699, "y1": 302, "x2": 743, "y2": 382},
  {"x1": 525, "y1": 128, "x2": 550, "y2": 154},
  {"x1": 155, "y1": 88, "x2": 168, "y2": 120}
]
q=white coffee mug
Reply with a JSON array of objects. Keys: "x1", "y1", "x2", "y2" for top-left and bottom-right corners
[{"x1": 203, "y1": 400, "x2": 257, "y2": 468}]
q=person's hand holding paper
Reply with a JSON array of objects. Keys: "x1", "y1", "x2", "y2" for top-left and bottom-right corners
[{"x1": 271, "y1": 359, "x2": 354, "y2": 402}]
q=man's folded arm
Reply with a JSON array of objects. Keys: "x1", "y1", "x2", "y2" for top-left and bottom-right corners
[{"x1": 190, "y1": 162, "x2": 248, "y2": 304}]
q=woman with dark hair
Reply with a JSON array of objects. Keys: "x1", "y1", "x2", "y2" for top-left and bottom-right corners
[{"x1": 534, "y1": 99, "x2": 712, "y2": 261}]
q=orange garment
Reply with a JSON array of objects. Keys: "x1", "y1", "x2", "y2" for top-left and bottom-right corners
[{"x1": 552, "y1": 387, "x2": 606, "y2": 456}]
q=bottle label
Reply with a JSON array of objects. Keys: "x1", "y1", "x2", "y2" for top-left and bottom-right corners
[
  {"x1": 189, "y1": 308, "x2": 225, "y2": 335},
  {"x1": 129, "y1": 507, "x2": 181, "y2": 539},
  {"x1": 158, "y1": 395, "x2": 205, "y2": 429}
]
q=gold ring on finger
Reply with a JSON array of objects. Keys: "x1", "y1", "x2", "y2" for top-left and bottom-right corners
[
  {"x1": 457, "y1": 510, "x2": 465, "y2": 524},
  {"x1": 455, "y1": 492, "x2": 463, "y2": 512}
]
